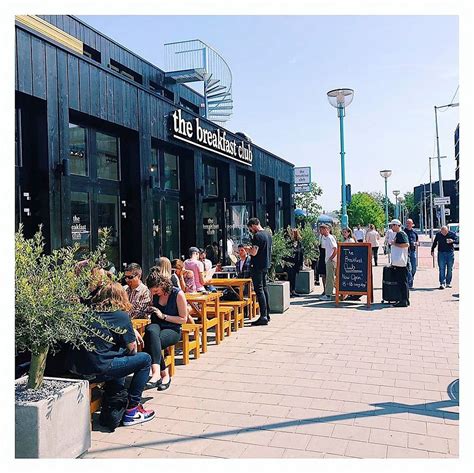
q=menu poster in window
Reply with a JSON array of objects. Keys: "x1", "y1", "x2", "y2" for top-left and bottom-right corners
[{"x1": 335, "y1": 243, "x2": 373, "y2": 307}]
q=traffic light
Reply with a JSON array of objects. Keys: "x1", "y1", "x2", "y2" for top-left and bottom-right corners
[{"x1": 345, "y1": 184, "x2": 352, "y2": 204}]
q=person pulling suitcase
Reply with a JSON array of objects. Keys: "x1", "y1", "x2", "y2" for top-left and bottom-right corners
[{"x1": 386, "y1": 219, "x2": 410, "y2": 307}]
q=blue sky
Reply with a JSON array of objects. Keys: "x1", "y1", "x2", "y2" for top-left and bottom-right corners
[{"x1": 80, "y1": 15, "x2": 459, "y2": 212}]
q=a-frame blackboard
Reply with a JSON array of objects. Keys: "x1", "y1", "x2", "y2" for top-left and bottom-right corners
[{"x1": 335, "y1": 242, "x2": 373, "y2": 307}]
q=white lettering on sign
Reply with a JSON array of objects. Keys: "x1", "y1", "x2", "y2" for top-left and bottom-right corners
[
  {"x1": 340, "y1": 248, "x2": 366, "y2": 290},
  {"x1": 172, "y1": 109, "x2": 252, "y2": 166}
]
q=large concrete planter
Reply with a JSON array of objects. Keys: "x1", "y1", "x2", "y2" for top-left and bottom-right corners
[
  {"x1": 268, "y1": 281, "x2": 290, "y2": 313},
  {"x1": 15, "y1": 376, "x2": 91, "y2": 458},
  {"x1": 295, "y1": 268, "x2": 315, "y2": 294}
]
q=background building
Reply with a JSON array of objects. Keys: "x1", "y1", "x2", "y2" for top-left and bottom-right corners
[{"x1": 15, "y1": 15, "x2": 294, "y2": 271}]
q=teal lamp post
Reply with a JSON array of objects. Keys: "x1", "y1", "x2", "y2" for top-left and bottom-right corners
[
  {"x1": 380, "y1": 170, "x2": 392, "y2": 231},
  {"x1": 327, "y1": 88, "x2": 354, "y2": 229},
  {"x1": 393, "y1": 190, "x2": 400, "y2": 219}
]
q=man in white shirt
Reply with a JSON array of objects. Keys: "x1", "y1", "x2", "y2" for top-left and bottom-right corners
[
  {"x1": 319, "y1": 224, "x2": 338, "y2": 300},
  {"x1": 354, "y1": 225, "x2": 365, "y2": 243},
  {"x1": 384, "y1": 224, "x2": 396, "y2": 263}
]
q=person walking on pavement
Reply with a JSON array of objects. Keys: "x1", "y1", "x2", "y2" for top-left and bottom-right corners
[
  {"x1": 384, "y1": 224, "x2": 396, "y2": 264},
  {"x1": 365, "y1": 224, "x2": 381, "y2": 266},
  {"x1": 431, "y1": 226, "x2": 458, "y2": 289},
  {"x1": 246, "y1": 217, "x2": 272, "y2": 326},
  {"x1": 354, "y1": 225, "x2": 365, "y2": 243},
  {"x1": 404, "y1": 219, "x2": 419, "y2": 288},
  {"x1": 319, "y1": 224, "x2": 337, "y2": 301},
  {"x1": 390, "y1": 219, "x2": 410, "y2": 307}
]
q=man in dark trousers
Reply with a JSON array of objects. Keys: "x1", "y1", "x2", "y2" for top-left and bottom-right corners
[
  {"x1": 431, "y1": 226, "x2": 458, "y2": 289},
  {"x1": 404, "y1": 219, "x2": 419, "y2": 288},
  {"x1": 246, "y1": 217, "x2": 272, "y2": 326},
  {"x1": 390, "y1": 219, "x2": 410, "y2": 307}
]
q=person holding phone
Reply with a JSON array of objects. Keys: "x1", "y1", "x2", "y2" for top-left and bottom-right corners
[{"x1": 431, "y1": 226, "x2": 458, "y2": 289}]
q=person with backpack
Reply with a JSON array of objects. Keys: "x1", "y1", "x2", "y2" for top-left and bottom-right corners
[{"x1": 68, "y1": 282, "x2": 155, "y2": 429}]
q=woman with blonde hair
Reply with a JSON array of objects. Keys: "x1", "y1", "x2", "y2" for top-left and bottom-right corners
[{"x1": 69, "y1": 282, "x2": 155, "y2": 427}]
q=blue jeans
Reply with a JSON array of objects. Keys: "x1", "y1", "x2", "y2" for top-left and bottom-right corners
[
  {"x1": 94, "y1": 352, "x2": 151, "y2": 407},
  {"x1": 438, "y1": 251, "x2": 455, "y2": 285},
  {"x1": 408, "y1": 250, "x2": 417, "y2": 288}
]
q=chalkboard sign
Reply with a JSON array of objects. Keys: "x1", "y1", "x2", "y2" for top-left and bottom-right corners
[{"x1": 335, "y1": 243, "x2": 373, "y2": 307}]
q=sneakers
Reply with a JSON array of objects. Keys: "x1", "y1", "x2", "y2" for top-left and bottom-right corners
[
  {"x1": 251, "y1": 317, "x2": 269, "y2": 326},
  {"x1": 319, "y1": 295, "x2": 332, "y2": 301},
  {"x1": 446, "y1": 284, "x2": 452, "y2": 288},
  {"x1": 122, "y1": 404, "x2": 155, "y2": 426},
  {"x1": 439, "y1": 284, "x2": 445, "y2": 290}
]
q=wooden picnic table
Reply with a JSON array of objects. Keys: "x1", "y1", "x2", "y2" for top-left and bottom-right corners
[
  {"x1": 185, "y1": 292, "x2": 221, "y2": 353},
  {"x1": 209, "y1": 278, "x2": 253, "y2": 301}
]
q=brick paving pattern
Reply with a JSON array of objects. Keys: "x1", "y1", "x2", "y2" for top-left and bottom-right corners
[{"x1": 84, "y1": 239, "x2": 459, "y2": 458}]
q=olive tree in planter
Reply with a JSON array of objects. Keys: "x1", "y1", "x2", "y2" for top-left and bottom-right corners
[
  {"x1": 295, "y1": 224, "x2": 319, "y2": 294},
  {"x1": 267, "y1": 228, "x2": 293, "y2": 313},
  {"x1": 15, "y1": 226, "x2": 115, "y2": 458}
]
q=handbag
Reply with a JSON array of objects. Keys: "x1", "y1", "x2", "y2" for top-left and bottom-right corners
[{"x1": 221, "y1": 286, "x2": 240, "y2": 301}]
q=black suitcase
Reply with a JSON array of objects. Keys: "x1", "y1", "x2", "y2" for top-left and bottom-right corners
[{"x1": 382, "y1": 265, "x2": 401, "y2": 303}]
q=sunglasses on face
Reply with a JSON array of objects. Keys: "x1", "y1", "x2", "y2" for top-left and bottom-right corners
[{"x1": 124, "y1": 274, "x2": 137, "y2": 280}]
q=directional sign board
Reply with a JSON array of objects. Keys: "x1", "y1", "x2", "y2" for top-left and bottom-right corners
[
  {"x1": 294, "y1": 167, "x2": 311, "y2": 185},
  {"x1": 434, "y1": 196, "x2": 450, "y2": 206},
  {"x1": 295, "y1": 184, "x2": 310, "y2": 193}
]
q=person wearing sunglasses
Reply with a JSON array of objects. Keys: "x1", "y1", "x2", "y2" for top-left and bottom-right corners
[{"x1": 123, "y1": 263, "x2": 152, "y2": 320}]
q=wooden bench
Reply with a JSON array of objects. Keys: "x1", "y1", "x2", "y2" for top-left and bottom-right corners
[
  {"x1": 207, "y1": 306, "x2": 233, "y2": 339},
  {"x1": 221, "y1": 299, "x2": 250, "y2": 330},
  {"x1": 89, "y1": 382, "x2": 105, "y2": 420},
  {"x1": 250, "y1": 291, "x2": 260, "y2": 320},
  {"x1": 177, "y1": 323, "x2": 201, "y2": 365}
]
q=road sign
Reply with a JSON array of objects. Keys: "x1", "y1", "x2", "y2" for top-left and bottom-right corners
[
  {"x1": 434, "y1": 196, "x2": 450, "y2": 206},
  {"x1": 445, "y1": 208, "x2": 451, "y2": 216},
  {"x1": 294, "y1": 167, "x2": 311, "y2": 185},
  {"x1": 295, "y1": 184, "x2": 310, "y2": 193}
]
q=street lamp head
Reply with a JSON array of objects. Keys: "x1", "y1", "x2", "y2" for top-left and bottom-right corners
[
  {"x1": 327, "y1": 88, "x2": 354, "y2": 109},
  {"x1": 380, "y1": 169, "x2": 392, "y2": 179},
  {"x1": 398, "y1": 196, "x2": 404, "y2": 203},
  {"x1": 393, "y1": 190, "x2": 400, "y2": 197}
]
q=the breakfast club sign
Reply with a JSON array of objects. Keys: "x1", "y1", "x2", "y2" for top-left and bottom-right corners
[{"x1": 170, "y1": 109, "x2": 253, "y2": 166}]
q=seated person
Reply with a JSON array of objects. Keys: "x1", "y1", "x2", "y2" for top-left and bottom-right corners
[
  {"x1": 199, "y1": 248, "x2": 217, "y2": 292},
  {"x1": 68, "y1": 282, "x2": 155, "y2": 427},
  {"x1": 184, "y1": 247, "x2": 211, "y2": 292},
  {"x1": 144, "y1": 272, "x2": 188, "y2": 390},
  {"x1": 123, "y1": 263, "x2": 152, "y2": 319},
  {"x1": 235, "y1": 244, "x2": 251, "y2": 278},
  {"x1": 171, "y1": 258, "x2": 196, "y2": 293}
]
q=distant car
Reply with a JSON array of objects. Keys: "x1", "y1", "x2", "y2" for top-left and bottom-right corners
[{"x1": 447, "y1": 223, "x2": 459, "y2": 250}]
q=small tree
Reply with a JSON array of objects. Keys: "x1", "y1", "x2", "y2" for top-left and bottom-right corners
[
  {"x1": 266, "y1": 227, "x2": 293, "y2": 282},
  {"x1": 297, "y1": 224, "x2": 319, "y2": 267},
  {"x1": 15, "y1": 226, "x2": 117, "y2": 390},
  {"x1": 347, "y1": 192, "x2": 385, "y2": 231},
  {"x1": 294, "y1": 182, "x2": 323, "y2": 223}
]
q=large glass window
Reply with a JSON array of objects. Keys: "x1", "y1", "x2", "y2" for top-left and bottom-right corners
[
  {"x1": 97, "y1": 132, "x2": 119, "y2": 181},
  {"x1": 164, "y1": 152, "x2": 179, "y2": 190},
  {"x1": 69, "y1": 124, "x2": 87, "y2": 176},
  {"x1": 70, "y1": 191, "x2": 91, "y2": 257},
  {"x1": 150, "y1": 147, "x2": 159, "y2": 187},
  {"x1": 237, "y1": 173, "x2": 247, "y2": 202},
  {"x1": 204, "y1": 164, "x2": 218, "y2": 197},
  {"x1": 162, "y1": 200, "x2": 180, "y2": 260},
  {"x1": 97, "y1": 194, "x2": 120, "y2": 267}
]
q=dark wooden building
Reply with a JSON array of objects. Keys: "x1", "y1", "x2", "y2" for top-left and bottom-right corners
[{"x1": 15, "y1": 15, "x2": 294, "y2": 271}]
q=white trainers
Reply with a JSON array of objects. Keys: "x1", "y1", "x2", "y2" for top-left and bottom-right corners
[{"x1": 319, "y1": 295, "x2": 332, "y2": 301}]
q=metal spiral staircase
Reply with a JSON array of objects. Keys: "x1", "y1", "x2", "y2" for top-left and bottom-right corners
[{"x1": 164, "y1": 40, "x2": 233, "y2": 124}]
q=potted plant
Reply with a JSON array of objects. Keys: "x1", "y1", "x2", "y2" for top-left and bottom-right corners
[
  {"x1": 15, "y1": 226, "x2": 114, "y2": 458},
  {"x1": 266, "y1": 228, "x2": 293, "y2": 313},
  {"x1": 295, "y1": 224, "x2": 319, "y2": 294}
]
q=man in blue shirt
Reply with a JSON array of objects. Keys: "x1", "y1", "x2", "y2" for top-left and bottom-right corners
[
  {"x1": 431, "y1": 226, "x2": 458, "y2": 289},
  {"x1": 404, "y1": 219, "x2": 419, "y2": 289}
]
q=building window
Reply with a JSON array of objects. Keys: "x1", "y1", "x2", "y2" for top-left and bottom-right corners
[
  {"x1": 70, "y1": 191, "x2": 91, "y2": 256},
  {"x1": 69, "y1": 123, "x2": 88, "y2": 176},
  {"x1": 162, "y1": 200, "x2": 180, "y2": 260},
  {"x1": 83, "y1": 44, "x2": 101, "y2": 63},
  {"x1": 204, "y1": 163, "x2": 218, "y2": 197},
  {"x1": 164, "y1": 152, "x2": 179, "y2": 190},
  {"x1": 15, "y1": 108, "x2": 23, "y2": 168},
  {"x1": 149, "y1": 80, "x2": 175, "y2": 101},
  {"x1": 237, "y1": 173, "x2": 246, "y2": 202},
  {"x1": 150, "y1": 147, "x2": 160, "y2": 187},
  {"x1": 109, "y1": 59, "x2": 143, "y2": 84},
  {"x1": 179, "y1": 98, "x2": 199, "y2": 115},
  {"x1": 97, "y1": 194, "x2": 120, "y2": 267},
  {"x1": 96, "y1": 131, "x2": 119, "y2": 181}
]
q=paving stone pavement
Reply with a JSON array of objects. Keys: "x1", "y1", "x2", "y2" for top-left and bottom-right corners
[{"x1": 83, "y1": 242, "x2": 459, "y2": 459}]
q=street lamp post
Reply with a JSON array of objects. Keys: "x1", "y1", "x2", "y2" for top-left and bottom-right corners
[
  {"x1": 434, "y1": 102, "x2": 459, "y2": 226},
  {"x1": 398, "y1": 196, "x2": 405, "y2": 225},
  {"x1": 380, "y1": 170, "x2": 392, "y2": 231},
  {"x1": 327, "y1": 88, "x2": 354, "y2": 229},
  {"x1": 428, "y1": 155, "x2": 447, "y2": 242},
  {"x1": 393, "y1": 190, "x2": 400, "y2": 219}
]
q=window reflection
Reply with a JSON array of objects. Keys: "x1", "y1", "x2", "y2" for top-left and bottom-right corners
[
  {"x1": 71, "y1": 191, "x2": 91, "y2": 257},
  {"x1": 69, "y1": 124, "x2": 87, "y2": 176},
  {"x1": 164, "y1": 152, "x2": 179, "y2": 190},
  {"x1": 97, "y1": 132, "x2": 119, "y2": 181}
]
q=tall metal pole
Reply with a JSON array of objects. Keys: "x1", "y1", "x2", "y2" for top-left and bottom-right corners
[
  {"x1": 434, "y1": 106, "x2": 446, "y2": 226},
  {"x1": 429, "y1": 158, "x2": 434, "y2": 242},
  {"x1": 423, "y1": 185, "x2": 428, "y2": 236},
  {"x1": 384, "y1": 177, "x2": 389, "y2": 231},
  {"x1": 338, "y1": 105, "x2": 348, "y2": 228}
]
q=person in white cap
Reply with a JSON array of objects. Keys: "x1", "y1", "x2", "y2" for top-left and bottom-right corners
[{"x1": 389, "y1": 219, "x2": 410, "y2": 307}]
